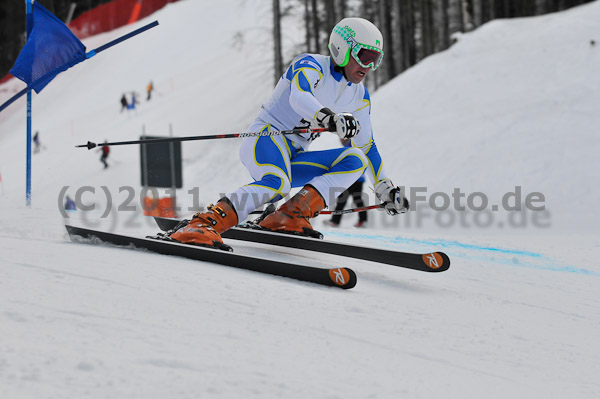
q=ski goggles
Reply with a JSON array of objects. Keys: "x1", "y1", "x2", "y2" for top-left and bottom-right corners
[
  {"x1": 352, "y1": 45, "x2": 384, "y2": 70},
  {"x1": 335, "y1": 25, "x2": 384, "y2": 70}
]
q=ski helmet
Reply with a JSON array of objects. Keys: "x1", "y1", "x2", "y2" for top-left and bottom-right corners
[{"x1": 328, "y1": 17, "x2": 384, "y2": 70}]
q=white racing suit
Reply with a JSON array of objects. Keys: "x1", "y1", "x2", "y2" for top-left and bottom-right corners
[{"x1": 227, "y1": 54, "x2": 390, "y2": 222}]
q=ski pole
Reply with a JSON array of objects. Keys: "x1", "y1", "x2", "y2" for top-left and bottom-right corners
[
  {"x1": 75, "y1": 127, "x2": 331, "y2": 150},
  {"x1": 319, "y1": 203, "x2": 385, "y2": 215},
  {"x1": 249, "y1": 203, "x2": 385, "y2": 216}
]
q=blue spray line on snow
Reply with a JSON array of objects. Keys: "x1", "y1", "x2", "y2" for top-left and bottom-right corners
[{"x1": 324, "y1": 231, "x2": 600, "y2": 276}]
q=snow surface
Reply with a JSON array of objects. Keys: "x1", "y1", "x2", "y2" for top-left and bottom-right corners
[{"x1": 1, "y1": 0, "x2": 599, "y2": 398}]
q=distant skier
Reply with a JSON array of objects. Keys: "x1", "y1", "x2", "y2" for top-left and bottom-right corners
[
  {"x1": 165, "y1": 17, "x2": 409, "y2": 249},
  {"x1": 100, "y1": 142, "x2": 110, "y2": 169},
  {"x1": 129, "y1": 92, "x2": 139, "y2": 110},
  {"x1": 146, "y1": 81, "x2": 154, "y2": 101},
  {"x1": 33, "y1": 131, "x2": 41, "y2": 153},
  {"x1": 64, "y1": 195, "x2": 76, "y2": 211},
  {"x1": 120, "y1": 94, "x2": 128, "y2": 112}
]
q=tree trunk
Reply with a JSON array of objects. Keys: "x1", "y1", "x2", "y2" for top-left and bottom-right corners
[
  {"x1": 324, "y1": 0, "x2": 337, "y2": 55},
  {"x1": 310, "y1": 0, "x2": 320, "y2": 53},
  {"x1": 378, "y1": 0, "x2": 396, "y2": 83},
  {"x1": 336, "y1": 0, "x2": 347, "y2": 18},
  {"x1": 439, "y1": 0, "x2": 451, "y2": 50},
  {"x1": 304, "y1": 0, "x2": 311, "y2": 52},
  {"x1": 448, "y1": 0, "x2": 465, "y2": 36},
  {"x1": 273, "y1": 0, "x2": 283, "y2": 86},
  {"x1": 397, "y1": 0, "x2": 417, "y2": 72},
  {"x1": 390, "y1": 0, "x2": 403, "y2": 74},
  {"x1": 420, "y1": 0, "x2": 435, "y2": 58}
]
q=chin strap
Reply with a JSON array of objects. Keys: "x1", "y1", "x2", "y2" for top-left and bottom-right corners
[{"x1": 332, "y1": 62, "x2": 348, "y2": 80}]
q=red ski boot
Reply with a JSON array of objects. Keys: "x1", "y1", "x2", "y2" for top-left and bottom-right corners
[
  {"x1": 258, "y1": 185, "x2": 325, "y2": 238},
  {"x1": 169, "y1": 199, "x2": 238, "y2": 250}
]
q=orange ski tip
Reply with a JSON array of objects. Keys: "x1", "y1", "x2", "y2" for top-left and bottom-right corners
[
  {"x1": 422, "y1": 253, "x2": 444, "y2": 269},
  {"x1": 329, "y1": 267, "x2": 351, "y2": 286}
]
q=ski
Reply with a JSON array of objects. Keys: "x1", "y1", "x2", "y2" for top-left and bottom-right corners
[
  {"x1": 65, "y1": 225, "x2": 357, "y2": 289},
  {"x1": 154, "y1": 217, "x2": 450, "y2": 273}
]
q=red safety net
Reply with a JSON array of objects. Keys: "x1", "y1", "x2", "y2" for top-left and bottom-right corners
[{"x1": 69, "y1": 0, "x2": 179, "y2": 39}]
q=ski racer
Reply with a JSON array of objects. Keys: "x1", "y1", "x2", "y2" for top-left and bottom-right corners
[{"x1": 169, "y1": 17, "x2": 409, "y2": 249}]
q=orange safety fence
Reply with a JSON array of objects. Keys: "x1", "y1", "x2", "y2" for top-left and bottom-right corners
[
  {"x1": 128, "y1": 1, "x2": 144, "y2": 25},
  {"x1": 143, "y1": 196, "x2": 176, "y2": 218}
]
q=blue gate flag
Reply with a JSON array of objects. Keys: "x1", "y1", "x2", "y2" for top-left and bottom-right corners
[
  {"x1": 0, "y1": 16, "x2": 158, "y2": 115},
  {"x1": 10, "y1": 1, "x2": 86, "y2": 94}
]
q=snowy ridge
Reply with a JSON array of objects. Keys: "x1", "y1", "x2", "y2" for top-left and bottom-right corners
[
  {"x1": 1, "y1": 1, "x2": 599, "y2": 398},
  {"x1": 369, "y1": 2, "x2": 600, "y2": 233}
]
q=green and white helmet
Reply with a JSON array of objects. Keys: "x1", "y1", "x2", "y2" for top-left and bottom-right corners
[{"x1": 328, "y1": 17, "x2": 384, "y2": 70}]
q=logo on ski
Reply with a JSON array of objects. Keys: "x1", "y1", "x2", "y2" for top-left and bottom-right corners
[
  {"x1": 422, "y1": 253, "x2": 443, "y2": 269},
  {"x1": 329, "y1": 268, "x2": 350, "y2": 286}
]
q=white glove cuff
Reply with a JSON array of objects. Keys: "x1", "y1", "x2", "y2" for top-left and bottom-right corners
[{"x1": 374, "y1": 178, "x2": 394, "y2": 201}]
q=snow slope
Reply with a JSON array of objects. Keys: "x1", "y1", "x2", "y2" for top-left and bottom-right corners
[
  {"x1": 1, "y1": 1, "x2": 599, "y2": 398},
  {"x1": 370, "y1": 5, "x2": 600, "y2": 234}
]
